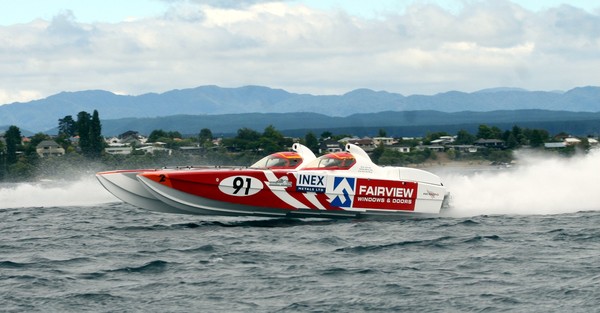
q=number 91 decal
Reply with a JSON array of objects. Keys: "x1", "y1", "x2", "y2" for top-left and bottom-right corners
[{"x1": 218, "y1": 176, "x2": 263, "y2": 196}]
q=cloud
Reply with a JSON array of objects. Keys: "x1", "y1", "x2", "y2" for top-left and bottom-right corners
[
  {"x1": 161, "y1": 0, "x2": 285, "y2": 9},
  {"x1": 1, "y1": 0, "x2": 599, "y2": 105}
]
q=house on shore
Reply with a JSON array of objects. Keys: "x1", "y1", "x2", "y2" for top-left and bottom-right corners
[
  {"x1": 320, "y1": 139, "x2": 344, "y2": 153},
  {"x1": 474, "y1": 139, "x2": 505, "y2": 149},
  {"x1": 36, "y1": 140, "x2": 65, "y2": 157}
]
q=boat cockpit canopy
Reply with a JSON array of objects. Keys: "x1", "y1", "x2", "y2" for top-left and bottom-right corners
[
  {"x1": 303, "y1": 152, "x2": 356, "y2": 170},
  {"x1": 250, "y1": 151, "x2": 303, "y2": 169}
]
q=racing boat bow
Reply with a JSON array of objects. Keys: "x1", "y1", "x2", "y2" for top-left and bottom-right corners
[{"x1": 96, "y1": 143, "x2": 317, "y2": 214}]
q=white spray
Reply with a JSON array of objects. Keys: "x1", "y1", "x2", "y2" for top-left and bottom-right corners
[
  {"x1": 440, "y1": 149, "x2": 600, "y2": 217},
  {"x1": 0, "y1": 176, "x2": 117, "y2": 209}
]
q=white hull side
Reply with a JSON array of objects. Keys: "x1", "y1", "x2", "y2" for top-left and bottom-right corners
[{"x1": 96, "y1": 172, "x2": 189, "y2": 214}]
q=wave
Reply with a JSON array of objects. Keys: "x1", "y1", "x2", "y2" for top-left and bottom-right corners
[
  {"x1": 104, "y1": 218, "x2": 348, "y2": 230},
  {"x1": 0, "y1": 257, "x2": 94, "y2": 269},
  {"x1": 318, "y1": 267, "x2": 382, "y2": 276},
  {"x1": 66, "y1": 292, "x2": 125, "y2": 301},
  {"x1": 462, "y1": 234, "x2": 502, "y2": 243},
  {"x1": 76, "y1": 260, "x2": 172, "y2": 279},
  {"x1": 0, "y1": 260, "x2": 27, "y2": 269},
  {"x1": 109, "y1": 260, "x2": 170, "y2": 274},
  {"x1": 336, "y1": 236, "x2": 455, "y2": 254}
]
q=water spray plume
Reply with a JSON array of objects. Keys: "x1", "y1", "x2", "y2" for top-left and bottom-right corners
[
  {"x1": 443, "y1": 149, "x2": 600, "y2": 217},
  {"x1": 0, "y1": 177, "x2": 116, "y2": 209}
]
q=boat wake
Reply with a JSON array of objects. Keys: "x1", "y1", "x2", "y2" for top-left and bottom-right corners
[
  {"x1": 0, "y1": 176, "x2": 116, "y2": 209},
  {"x1": 441, "y1": 149, "x2": 600, "y2": 217}
]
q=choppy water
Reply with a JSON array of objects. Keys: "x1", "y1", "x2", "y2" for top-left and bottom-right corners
[{"x1": 2, "y1": 150, "x2": 600, "y2": 312}]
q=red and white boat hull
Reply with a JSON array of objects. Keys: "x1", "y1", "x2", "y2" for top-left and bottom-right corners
[{"x1": 137, "y1": 167, "x2": 448, "y2": 218}]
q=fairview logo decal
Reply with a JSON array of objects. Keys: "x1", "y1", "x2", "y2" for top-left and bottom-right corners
[
  {"x1": 358, "y1": 185, "x2": 414, "y2": 198},
  {"x1": 353, "y1": 179, "x2": 418, "y2": 211}
]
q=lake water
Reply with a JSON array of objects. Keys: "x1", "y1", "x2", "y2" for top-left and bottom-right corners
[{"x1": 1, "y1": 150, "x2": 600, "y2": 312}]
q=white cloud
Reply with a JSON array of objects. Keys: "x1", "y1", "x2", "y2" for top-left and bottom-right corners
[{"x1": 1, "y1": 0, "x2": 599, "y2": 105}]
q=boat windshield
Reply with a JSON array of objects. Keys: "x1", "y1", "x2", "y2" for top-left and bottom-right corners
[
  {"x1": 303, "y1": 152, "x2": 356, "y2": 170},
  {"x1": 250, "y1": 152, "x2": 303, "y2": 169}
]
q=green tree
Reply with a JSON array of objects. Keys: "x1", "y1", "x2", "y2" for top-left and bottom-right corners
[
  {"x1": 263, "y1": 125, "x2": 285, "y2": 144},
  {"x1": 371, "y1": 143, "x2": 385, "y2": 164},
  {"x1": 148, "y1": 129, "x2": 168, "y2": 142},
  {"x1": 504, "y1": 130, "x2": 519, "y2": 149},
  {"x1": 477, "y1": 125, "x2": 493, "y2": 139},
  {"x1": 148, "y1": 129, "x2": 182, "y2": 142},
  {"x1": 5, "y1": 125, "x2": 21, "y2": 165},
  {"x1": 258, "y1": 137, "x2": 280, "y2": 154},
  {"x1": 58, "y1": 115, "x2": 77, "y2": 137},
  {"x1": 455, "y1": 129, "x2": 475, "y2": 145},
  {"x1": 236, "y1": 128, "x2": 261, "y2": 150},
  {"x1": 490, "y1": 126, "x2": 503, "y2": 139},
  {"x1": 237, "y1": 128, "x2": 261, "y2": 141},
  {"x1": 168, "y1": 131, "x2": 182, "y2": 139},
  {"x1": 378, "y1": 128, "x2": 387, "y2": 137},
  {"x1": 378, "y1": 149, "x2": 402, "y2": 165},
  {"x1": 77, "y1": 111, "x2": 92, "y2": 156},
  {"x1": 199, "y1": 128, "x2": 213, "y2": 146},
  {"x1": 412, "y1": 148, "x2": 433, "y2": 164},
  {"x1": 7, "y1": 161, "x2": 35, "y2": 180},
  {"x1": 528, "y1": 129, "x2": 549, "y2": 148},
  {"x1": 476, "y1": 124, "x2": 503, "y2": 139},
  {"x1": 304, "y1": 132, "x2": 319, "y2": 154},
  {"x1": 0, "y1": 140, "x2": 5, "y2": 179},
  {"x1": 510, "y1": 125, "x2": 527, "y2": 146},
  {"x1": 221, "y1": 128, "x2": 262, "y2": 152},
  {"x1": 147, "y1": 129, "x2": 184, "y2": 149},
  {"x1": 89, "y1": 110, "x2": 104, "y2": 158},
  {"x1": 320, "y1": 131, "x2": 332, "y2": 139}
]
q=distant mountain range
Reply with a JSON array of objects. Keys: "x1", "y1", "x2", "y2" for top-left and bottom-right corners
[{"x1": 1, "y1": 85, "x2": 600, "y2": 135}]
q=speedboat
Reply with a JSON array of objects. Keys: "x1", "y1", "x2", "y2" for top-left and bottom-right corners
[
  {"x1": 137, "y1": 143, "x2": 450, "y2": 218},
  {"x1": 95, "y1": 143, "x2": 317, "y2": 214}
]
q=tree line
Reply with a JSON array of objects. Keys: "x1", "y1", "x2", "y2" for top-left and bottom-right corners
[
  {"x1": 0, "y1": 109, "x2": 595, "y2": 182},
  {"x1": 0, "y1": 110, "x2": 103, "y2": 181}
]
